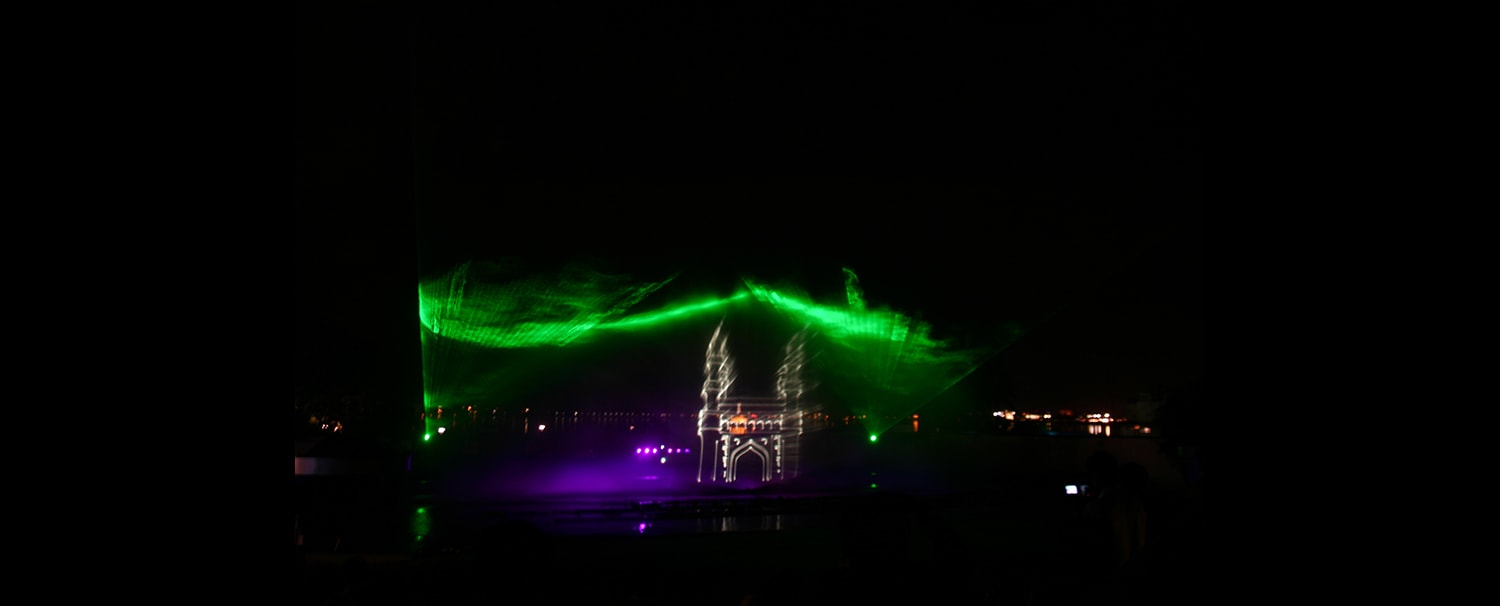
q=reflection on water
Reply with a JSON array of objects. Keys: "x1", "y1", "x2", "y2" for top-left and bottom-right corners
[
  {"x1": 404, "y1": 492, "x2": 827, "y2": 558},
  {"x1": 412, "y1": 497, "x2": 849, "y2": 557},
  {"x1": 301, "y1": 410, "x2": 1168, "y2": 555}
]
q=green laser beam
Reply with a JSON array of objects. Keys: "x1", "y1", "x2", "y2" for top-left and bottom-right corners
[{"x1": 416, "y1": 262, "x2": 1011, "y2": 438}]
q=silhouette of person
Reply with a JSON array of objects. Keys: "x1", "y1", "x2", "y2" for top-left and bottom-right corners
[
  {"x1": 1083, "y1": 450, "x2": 1119, "y2": 499},
  {"x1": 1109, "y1": 461, "x2": 1150, "y2": 570}
]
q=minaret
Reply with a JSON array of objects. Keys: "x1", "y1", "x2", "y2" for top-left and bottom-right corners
[
  {"x1": 701, "y1": 321, "x2": 735, "y2": 406},
  {"x1": 698, "y1": 321, "x2": 734, "y2": 482},
  {"x1": 776, "y1": 329, "x2": 807, "y2": 480},
  {"x1": 776, "y1": 329, "x2": 807, "y2": 404}
]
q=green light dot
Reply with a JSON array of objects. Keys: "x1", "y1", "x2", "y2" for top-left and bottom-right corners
[
  {"x1": 869, "y1": 435, "x2": 878, "y2": 443},
  {"x1": 870, "y1": 483, "x2": 878, "y2": 489}
]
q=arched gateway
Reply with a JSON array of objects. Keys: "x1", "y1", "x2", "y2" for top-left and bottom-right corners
[{"x1": 697, "y1": 322, "x2": 807, "y2": 484}]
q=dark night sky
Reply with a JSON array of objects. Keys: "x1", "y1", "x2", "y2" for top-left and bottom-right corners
[{"x1": 297, "y1": 2, "x2": 1202, "y2": 422}]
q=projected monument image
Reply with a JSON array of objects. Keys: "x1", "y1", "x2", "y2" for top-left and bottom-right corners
[{"x1": 697, "y1": 323, "x2": 807, "y2": 485}]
